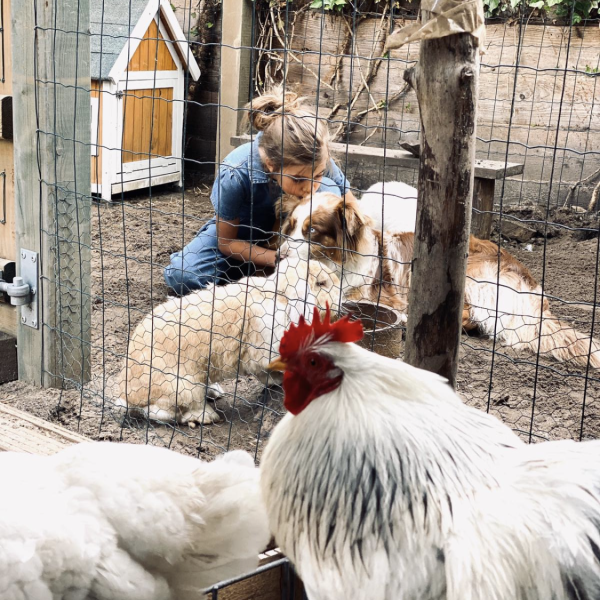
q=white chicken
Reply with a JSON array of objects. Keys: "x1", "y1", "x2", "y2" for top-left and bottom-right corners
[
  {"x1": 0, "y1": 442, "x2": 270, "y2": 600},
  {"x1": 261, "y1": 306, "x2": 600, "y2": 600}
]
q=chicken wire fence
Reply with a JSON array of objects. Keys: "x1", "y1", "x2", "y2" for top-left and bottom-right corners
[{"x1": 18, "y1": 0, "x2": 600, "y2": 459}]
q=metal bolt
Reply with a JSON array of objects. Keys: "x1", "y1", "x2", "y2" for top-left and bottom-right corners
[
  {"x1": 31, "y1": 255, "x2": 36, "y2": 262},
  {"x1": 32, "y1": 320, "x2": 37, "y2": 327},
  {"x1": 21, "y1": 251, "x2": 26, "y2": 259},
  {"x1": 21, "y1": 316, "x2": 26, "y2": 324},
  {"x1": 31, "y1": 287, "x2": 37, "y2": 295}
]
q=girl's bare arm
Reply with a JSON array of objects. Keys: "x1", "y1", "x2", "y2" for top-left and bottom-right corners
[{"x1": 216, "y1": 219, "x2": 278, "y2": 267}]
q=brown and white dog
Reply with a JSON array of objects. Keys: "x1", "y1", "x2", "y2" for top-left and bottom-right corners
[
  {"x1": 280, "y1": 192, "x2": 600, "y2": 369},
  {"x1": 279, "y1": 192, "x2": 414, "y2": 313}
]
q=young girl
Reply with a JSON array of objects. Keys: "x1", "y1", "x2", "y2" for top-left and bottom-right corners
[{"x1": 164, "y1": 88, "x2": 356, "y2": 295}]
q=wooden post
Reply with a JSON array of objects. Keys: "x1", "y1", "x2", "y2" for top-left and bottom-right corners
[
  {"x1": 12, "y1": 0, "x2": 91, "y2": 387},
  {"x1": 471, "y1": 178, "x2": 495, "y2": 240},
  {"x1": 403, "y1": 23, "x2": 480, "y2": 388},
  {"x1": 216, "y1": 0, "x2": 253, "y2": 166}
]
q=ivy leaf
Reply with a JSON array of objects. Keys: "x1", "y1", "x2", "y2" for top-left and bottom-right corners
[
  {"x1": 529, "y1": 1, "x2": 545, "y2": 8},
  {"x1": 510, "y1": 0, "x2": 521, "y2": 8},
  {"x1": 310, "y1": 0, "x2": 323, "y2": 7}
]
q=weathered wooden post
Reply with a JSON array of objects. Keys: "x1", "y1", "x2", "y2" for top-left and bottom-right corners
[
  {"x1": 386, "y1": 0, "x2": 483, "y2": 387},
  {"x1": 12, "y1": 0, "x2": 91, "y2": 387}
]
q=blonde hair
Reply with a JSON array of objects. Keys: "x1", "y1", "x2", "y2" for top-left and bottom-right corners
[{"x1": 245, "y1": 86, "x2": 330, "y2": 172}]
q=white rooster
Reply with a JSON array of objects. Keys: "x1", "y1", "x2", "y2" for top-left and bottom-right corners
[
  {"x1": 261, "y1": 306, "x2": 600, "y2": 600},
  {"x1": 0, "y1": 442, "x2": 270, "y2": 600}
]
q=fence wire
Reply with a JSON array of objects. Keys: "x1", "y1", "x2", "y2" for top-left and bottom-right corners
[{"x1": 18, "y1": 0, "x2": 599, "y2": 471}]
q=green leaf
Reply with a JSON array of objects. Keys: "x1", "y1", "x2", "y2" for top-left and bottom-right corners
[
  {"x1": 510, "y1": 0, "x2": 521, "y2": 8},
  {"x1": 309, "y1": 0, "x2": 323, "y2": 7},
  {"x1": 529, "y1": 1, "x2": 545, "y2": 8}
]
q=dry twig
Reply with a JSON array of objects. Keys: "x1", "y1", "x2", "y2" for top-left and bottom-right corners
[{"x1": 561, "y1": 164, "x2": 600, "y2": 209}]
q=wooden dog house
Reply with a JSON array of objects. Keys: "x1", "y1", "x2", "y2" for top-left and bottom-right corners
[{"x1": 90, "y1": 0, "x2": 200, "y2": 200}]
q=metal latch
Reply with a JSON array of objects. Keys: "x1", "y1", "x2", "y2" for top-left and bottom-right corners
[
  {"x1": 0, "y1": 249, "x2": 39, "y2": 329},
  {"x1": 0, "y1": 276, "x2": 30, "y2": 305}
]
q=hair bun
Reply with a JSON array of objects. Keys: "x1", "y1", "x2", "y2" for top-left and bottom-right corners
[{"x1": 246, "y1": 86, "x2": 306, "y2": 131}]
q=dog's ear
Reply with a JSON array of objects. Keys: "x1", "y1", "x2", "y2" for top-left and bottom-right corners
[
  {"x1": 277, "y1": 194, "x2": 304, "y2": 221},
  {"x1": 336, "y1": 197, "x2": 369, "y2": 245}
]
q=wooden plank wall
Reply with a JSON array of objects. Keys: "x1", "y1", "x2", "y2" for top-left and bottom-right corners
[
  {"x1": 0, "y1": 0, "x2": 16, "y2": 336},
  {"x1": 285, "y1": 15, "x2": 600, "y2": 204}
]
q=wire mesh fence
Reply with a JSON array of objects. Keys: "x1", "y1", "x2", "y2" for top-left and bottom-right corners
[{"x1": 7, "y1": 0, "x2": 599, "y2": 462}]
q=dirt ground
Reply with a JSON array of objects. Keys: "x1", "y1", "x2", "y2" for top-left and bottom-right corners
[{"x1": 1, "y1": 185, "x2": 599, "y2": 459}]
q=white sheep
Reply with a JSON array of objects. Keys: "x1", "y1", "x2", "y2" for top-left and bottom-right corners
[
  {"x1": 359, "y1": 180, "x2": 418, "y2": 233},
  {"x1": 116, "y1": 257, "x2": 341, "y2": 427}
]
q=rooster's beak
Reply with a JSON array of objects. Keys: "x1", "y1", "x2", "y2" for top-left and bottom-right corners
[{"x1": 267, "y1": 357, "x2": 287, "y2": 372}]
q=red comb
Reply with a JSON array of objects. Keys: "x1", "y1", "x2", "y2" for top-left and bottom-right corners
[{"x1": 278, "y1": 303, "x2": 364, "y2": 360}]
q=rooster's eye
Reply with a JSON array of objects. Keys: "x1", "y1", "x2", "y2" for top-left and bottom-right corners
[{"x1": 310, "y1": 358, "x2": 317, "y2": 367}]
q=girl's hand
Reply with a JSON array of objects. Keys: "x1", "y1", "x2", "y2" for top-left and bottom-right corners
[
  {"x1": 277, "y1": 247, "x2": 289, "y2": 263},
  {"x1": 216, "y1": 218, "x2": 282, "y2": 268},
  {"x1": 259, "y1": 248, "x2": 279, "y2": 268}
]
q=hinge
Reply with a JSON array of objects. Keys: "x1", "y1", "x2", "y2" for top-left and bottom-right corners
[{"x1": 19, "y1": 249, "x2": 38, "y2": 328}]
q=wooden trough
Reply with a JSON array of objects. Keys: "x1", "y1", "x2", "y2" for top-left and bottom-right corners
[{"x1": 342, "y1": 300, "x2": 404, "y2": 359}]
